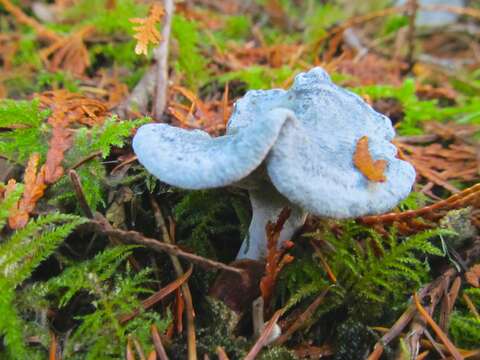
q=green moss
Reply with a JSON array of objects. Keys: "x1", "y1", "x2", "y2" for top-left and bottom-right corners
[
  {"x1": 172, "y1": 15, "x2": 210, "y2": 90},
  {"x1": 64, "y1": 0, "x2": 148, "y2": 35},
  {"x1": 450, "y1": 288, "x2": 480, "y2": 348},
  {"x1": 218, "y1": 65, "x2": 293, "y2": 90}
]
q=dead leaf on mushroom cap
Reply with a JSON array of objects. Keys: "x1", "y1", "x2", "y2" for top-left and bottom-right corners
[{"x1": 354, "y1": 136, "x2": 387, "y2": 182}]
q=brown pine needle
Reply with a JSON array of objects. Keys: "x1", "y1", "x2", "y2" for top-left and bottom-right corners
[
  {"x1": 244, "y1": 309, "x2": 283, "y2": 360},
  {"x1": 222, "y1": 82, "x2": 230, "y2": 125},
  {"x1": 49, "y1": 332, "x2": 58, "y2": 360},
  {"x1": 119, "y1": 266, "x2": 193, "y2": 323},
  {"x1": 311, "y1": 241, "x2": 337, "y2": 283},
  {"x1": 216, "y1": 347, "x2": 230, "y2": 360},
  {"x1": 462, "y1": 293, "x2": 480, "y2": 320},
  {"x1": 126, "y1": 337, "x2": 136, "y2": 360},
  {"x1": 151, "y1": 325, "x2": 169, "y2": 360},
  {"x1": 413, "y1": 293, "x2": 463, "y2": 360}
]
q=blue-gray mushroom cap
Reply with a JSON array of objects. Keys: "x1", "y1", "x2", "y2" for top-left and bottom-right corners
[{"x1": 133, "y1": 67, "x2": 416, "y2": 218}]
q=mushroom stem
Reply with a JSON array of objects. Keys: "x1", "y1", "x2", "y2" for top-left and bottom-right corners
[{"x1": 236, "y1": 187, "x2": 307, "y2": 260}]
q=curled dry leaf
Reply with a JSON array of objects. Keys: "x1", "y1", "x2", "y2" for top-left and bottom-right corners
[
  {"x1": 465, "y1": 264, "x2": 480, "y2": 288},
  {"x1": 130, "y1": 4, "x2": 164, "y2": 56},
  {"x1": 8, "y1": 153, "x2": 47, "y2": 229},
  {"x1": 353, "y1": 136, "x2": 387, "y2": 182}
]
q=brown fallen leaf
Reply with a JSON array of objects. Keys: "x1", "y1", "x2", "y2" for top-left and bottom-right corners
[
  {"x1": 130, "y1": 4, "x2": 164, "y2": 56},
  {"x1": 353, "y1": 136, "x2": 387, "y2": 182}
]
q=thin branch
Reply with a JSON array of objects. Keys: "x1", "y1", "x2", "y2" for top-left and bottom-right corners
[
  {"x1": 153, "y1": 0, "x2": 174, "y2": 120},
  {"x1": 367, "y1": 237, "x2": 480, "y2": 359},
  {"x1": 405, "y1": 0, "x2": 418, "y2": 72},
  {"x1": 69, "y1": 151, "x2": 103, "y2": 171},
  {"x1": 275, "y1": 287, "x2": 330, "y2": 345},
  {"x1": 68, "y1": 170, "x2": 94, "y2": 219},
  {"x1": 150, "y1": 197, "x2": 197, "y2": 360},
  {"x1": 413, "y1": 293, "x2": 462, "y2": 360},
  {"x1": 119, "y1": 266, "x2": 193, "y2": 324},
  {"x1": 89, "y1": 215, "x2": 244, "y2": 275}
]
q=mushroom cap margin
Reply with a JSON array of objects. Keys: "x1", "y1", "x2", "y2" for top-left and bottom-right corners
[{"x1": 132, "y1": 108, "x2": 294, "y2": 189}]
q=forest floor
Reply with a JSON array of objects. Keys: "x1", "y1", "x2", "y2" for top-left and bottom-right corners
[{"x1": 0, "y1": 0, "x2": 479, "y2": 359}]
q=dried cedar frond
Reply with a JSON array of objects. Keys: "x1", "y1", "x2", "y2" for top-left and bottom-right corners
[{"x1": 130, "y1": 4, "x2": 164, "y2": 56}]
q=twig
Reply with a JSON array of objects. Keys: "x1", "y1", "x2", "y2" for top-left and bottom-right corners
[
  {"x1": 69, "y1": 151, "x2": 103, "y2": 171},
  {"x1": 133, "y1": 337, "x2": 146, "y2": 360},
  {"x1": 89, "y1": 215, "x2": 244, "y2": 275},
  {"x1": 407, "y1": 274, "x2": 447, "y2": 359},
  {"x1": 119, "y1": 266, "x2": 193, "y2": 323},
  {"x1": 405, "y1": 0, "x2": 418, "y2": 72},
  {"x1": 359, "y1": 183, "x2": 480, "y2": 225},
  {"x1": 69, "y1": 170, "x2": 142, "y2": 270},
  {"x1": 149, "y1": 198, "x2": 197, "y2": 360},
  {"x1": 117, "y1": 66, "x2": 156, "y2": 116},
  {"x1": 423, "y1": 330, "x2": 446, "y2": 359},
  {"x1": 152, "y1": 0, "x2": 174, "y2": 120},
  {"x1": 126, "y1": 338, "x2": 135, "y2": 360},
  {"x1": 367, "y1": 237, "x2": 480, "y2": 359},
  {"x1": 151, "y1": 325, "x2": 169, "y2": 360},
  {"x1": 439, "y1": 276, "x2": 461, "y2": 330},
  {"x1": 367, "y1": 283, "x2": 434, "y2": 360},
  {"x1": 413, "y1": 293, "x2": 462, "y2": 360},
  {"x1": 463, "y1": 293, "x2": 480, "y2": 319},
  {"x1": 274, "y1": 287, "x2": 330, "y2": 345},
  {"x1": 68, "y1": 170, "x2": 94, "y2": 219}
]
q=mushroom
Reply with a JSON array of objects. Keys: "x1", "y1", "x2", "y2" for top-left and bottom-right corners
[{"x1": 133, "y1": 67, "x2": 416, "y2": 260}]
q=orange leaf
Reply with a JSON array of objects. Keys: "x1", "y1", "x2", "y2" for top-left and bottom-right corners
[
  {"x1": 130, "y1": 4, "x2": 164, "y2": 56},
  {"x1": 353, "y1": 136, "x2": 387, "y2": 182}
]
